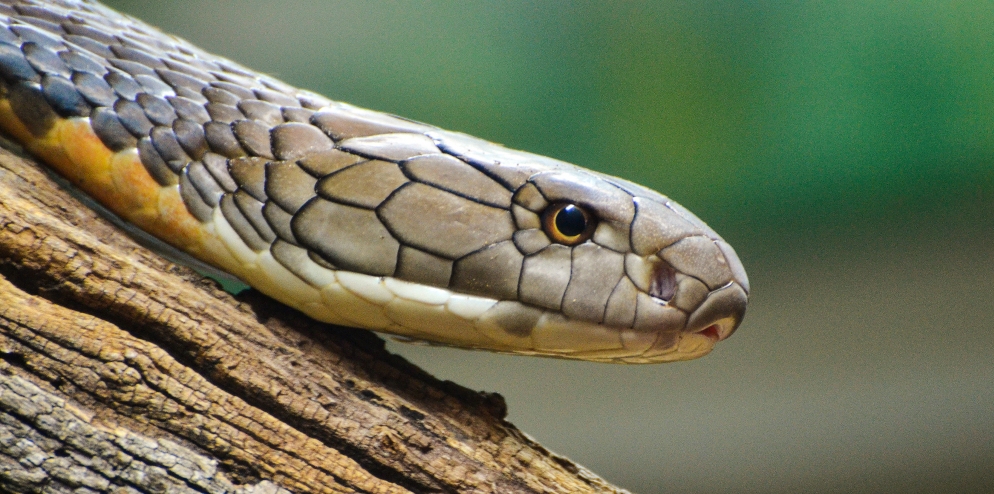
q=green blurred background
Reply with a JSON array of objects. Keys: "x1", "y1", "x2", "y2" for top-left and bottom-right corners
[{"x1": 103, "y1": 2, "x2": 994, "y2": 492}]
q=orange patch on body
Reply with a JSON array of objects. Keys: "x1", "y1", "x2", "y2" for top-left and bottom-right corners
[
  {"x1": 0, "y1": 100, "x2": 208, "y2": 255},
  {"x1": 52, "y1": 117, "x2": 115, "y2": 196},
  {"x1": 0, "y1": 100, "x2": 74, "y2": 171},
  {"x1": 0, "y1": 100, "x2": 34, "y2": 146}
]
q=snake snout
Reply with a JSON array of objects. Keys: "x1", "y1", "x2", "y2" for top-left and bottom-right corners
[
  {"x1": 681, "y1": 243, "x2": 748, "y2": 341},
  {"x1": 656, "y1": 235, "x2": 748, "y2": 340}
]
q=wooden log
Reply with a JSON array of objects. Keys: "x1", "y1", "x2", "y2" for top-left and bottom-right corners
[{"x1": 0, "y1": 145, "x2": 628, "y2": 493}]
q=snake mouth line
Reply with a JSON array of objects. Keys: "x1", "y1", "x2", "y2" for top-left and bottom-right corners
[
  {"x1": 692, "y1": 311, "x2": 741, "y2": 342},
  {"x1": 695, "y1": 324, "x2": 722, "y2": 342}
]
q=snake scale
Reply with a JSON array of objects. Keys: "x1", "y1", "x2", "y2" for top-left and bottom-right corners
[{"x1": 0, "y1": 0, "x2": 748, "y2": 363}]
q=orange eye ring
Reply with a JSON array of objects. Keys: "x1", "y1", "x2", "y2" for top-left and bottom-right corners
[{"x1": 541, "y1": 202, "x2": 597, "y2": 246}]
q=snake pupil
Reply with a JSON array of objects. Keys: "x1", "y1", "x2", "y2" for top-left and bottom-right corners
[{"x1": 555, "y1": 204, "x2": 587, "y2": 238}]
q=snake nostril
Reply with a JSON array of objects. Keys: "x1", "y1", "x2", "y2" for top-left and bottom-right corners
[{"x1": 649, "y1": 262, "x2": 677, "y2": 301}]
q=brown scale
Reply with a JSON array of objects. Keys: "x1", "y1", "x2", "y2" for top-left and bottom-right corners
[
  {"x1": 451, "y1": 241, "x2": 524, "y2": 301},
  {"x1": 403, "y1": 153, "x2": 512, "y2": 209},
  {"x1": 236, "y1": 99, "x2": 282, "y2": 126},
  {"x1": 316, "y1": 160, "x2": 407, "y2": 209}
]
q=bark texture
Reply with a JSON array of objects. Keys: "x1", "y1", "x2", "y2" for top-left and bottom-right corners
[{"x1": 0, "y1": 145, "x2": 629, "y2": 494}]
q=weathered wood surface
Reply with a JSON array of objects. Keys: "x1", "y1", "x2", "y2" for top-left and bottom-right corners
[{"x1": 0, "y1": 145, "x2": 629, "y2": 494}]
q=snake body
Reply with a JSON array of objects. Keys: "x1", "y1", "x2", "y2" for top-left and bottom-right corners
[{"x1": 0, "y1": 0, "x2": 748, "y2": 363}]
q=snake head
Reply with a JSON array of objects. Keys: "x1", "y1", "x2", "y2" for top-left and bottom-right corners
[
  {"x1": 395, "y1": 131, "x2": 751, "y2": 363},
  {"x1": 498, "y1": 170, "x2": 749, "y2": 363},
  {"x1": 198, "y1": 103, "x2": 747, "y2": 364}
]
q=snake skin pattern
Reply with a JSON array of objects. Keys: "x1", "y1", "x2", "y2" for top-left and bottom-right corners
[{"x1": 0, "y1": 0, "x2": 749, "y2": 363}]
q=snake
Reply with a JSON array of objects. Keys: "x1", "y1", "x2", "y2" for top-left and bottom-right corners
[{"x1": 0, "y1": 0, "x2": 748, "y2": 363}]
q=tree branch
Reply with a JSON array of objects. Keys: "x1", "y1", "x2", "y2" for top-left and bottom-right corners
[{"x1": 0, "y1": 146, "x2": 628, "y2": 494}]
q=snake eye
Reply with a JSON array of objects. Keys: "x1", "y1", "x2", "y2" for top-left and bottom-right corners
[{"x1": 542, "y1": 202, "x2": 596, "y2": 245}]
